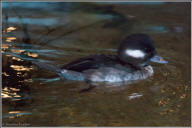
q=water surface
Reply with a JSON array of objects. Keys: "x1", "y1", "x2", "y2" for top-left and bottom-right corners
[{"x1": 2, "y1": 2, "x2": 191, "y2": 126}]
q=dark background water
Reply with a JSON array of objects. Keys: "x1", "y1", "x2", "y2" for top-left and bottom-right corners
[{"x1": 2, "y1": 2, "x2": 191, "y2": 126}]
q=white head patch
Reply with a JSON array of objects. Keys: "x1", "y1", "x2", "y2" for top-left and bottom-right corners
[{"x1": 125, "y1": 49, "x2": 145, "y2": 58}]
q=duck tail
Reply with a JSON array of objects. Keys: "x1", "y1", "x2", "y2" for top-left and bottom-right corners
[
  {"x1": 32, "y1": 61, "x2": 61, "y2": 73},
  {"x1": 32, "y1": 61, "x2": 85, "y2": 81}
]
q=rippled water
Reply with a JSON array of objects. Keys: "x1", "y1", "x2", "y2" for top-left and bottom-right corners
[{"x1": 2, "y1": 2, "x2": 191, "y2": 126}]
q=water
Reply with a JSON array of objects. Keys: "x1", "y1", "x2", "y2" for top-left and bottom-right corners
[{"x1": 2, "y1": 2, "x2": 191, "y2": 126}]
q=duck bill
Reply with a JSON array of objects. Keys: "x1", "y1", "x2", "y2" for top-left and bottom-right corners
[{"x1": 150, "y1": 55, "x2": 168, "y2": 64}]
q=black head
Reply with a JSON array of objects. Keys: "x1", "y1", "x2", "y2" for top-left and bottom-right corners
[{"x1": 117, "y1": 34, "x2": 157, "y2": 68}]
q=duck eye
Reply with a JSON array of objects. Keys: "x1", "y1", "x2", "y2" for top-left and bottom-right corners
[
  {"x1": 144, "y1": 47, "x2": 151, "y2": 52},
  {"x1": 144, "y1": 47, "x2": 148, "y2": 51}
]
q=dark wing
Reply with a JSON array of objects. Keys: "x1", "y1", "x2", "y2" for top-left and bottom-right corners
[{"x1": 61, "y1": 54, "x2": 119, "y2": 72}]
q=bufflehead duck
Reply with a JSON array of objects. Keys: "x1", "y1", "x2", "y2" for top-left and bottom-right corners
[{"x1": 34, "y1": 34, "x2": 167, "y2": 83}]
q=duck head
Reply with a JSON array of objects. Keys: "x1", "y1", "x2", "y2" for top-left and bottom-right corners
[{"x1": 118, "y1": 33, "x2": 168, "y2": 68}]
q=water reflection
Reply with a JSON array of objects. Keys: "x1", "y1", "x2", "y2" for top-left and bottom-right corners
[
  {"x1": 10, "y1": 49, "x2": 25, "y2": 53},
  {"x1": 97, "y1": 2, "x2": 165, "y2": 5},
  {"x1": 2, "y1": 44, "x2": 12, "y2": 51},
  {"x1": 2, "y1": 2, "x2": 60, "y2": 10},
  {"x1": 7, "y1": 26, "x2": 16, "y2": 32},
  {"x1": 10, "y1": 65, "x2": 33, "y2": 71},
  {"x1": 128, "y1": 93, "x2": 143, "y2": 100},
  {"x1": 2, "y1": 2, "x2": 191, "y2": 127},
  {"x1": 6, "y1": 37, "x2": 16, "y2": 42},
  {"x1": 2, "y1": 87, "x2": 21, "y2": 100},
  {"x1": 12, "y1": 56, "x2": 23, "y2": 61},
  {"x1": 148, "y1": 26, "x2": 169, "y2": 33},
  {"x1": 158, "y1": 83, "x2": 191, "y2": 116},
  {"x1": 3, "y1": 111, "x2": 32, "y2": 119},
  {"x1": 8, "y1": 17, "x2": 57, "y2": 26}
]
